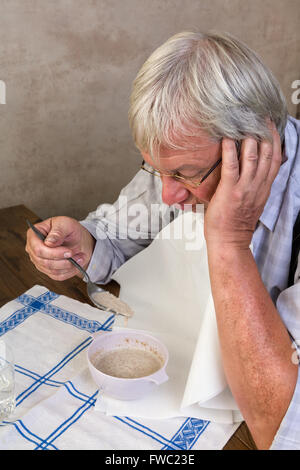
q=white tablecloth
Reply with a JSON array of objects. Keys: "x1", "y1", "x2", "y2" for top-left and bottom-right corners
[{"x1": 0, "y1": 285, "x2": 239, "y2": 450}]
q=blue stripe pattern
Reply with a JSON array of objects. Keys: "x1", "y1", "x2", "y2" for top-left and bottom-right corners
[
  {"x1": 0, "y1": 289, "x2": 210, "y2": 450},
  {"x1": 0, "y1": 291, "x2": 111, "y2": 336}
]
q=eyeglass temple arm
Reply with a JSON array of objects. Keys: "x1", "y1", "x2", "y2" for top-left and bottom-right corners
[
  {"x1": 199, "y1": 157, "x2": 222, "y2": 183},
  {"x1": 199, "y1": 141, "x2": 241, "y2": 183}
]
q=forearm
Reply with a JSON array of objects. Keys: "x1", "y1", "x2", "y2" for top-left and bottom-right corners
[{"x1": 207, "y1": 244, "x2": 298, "y2": 449}]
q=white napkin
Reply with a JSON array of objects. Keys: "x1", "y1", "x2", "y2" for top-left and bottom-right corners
[{"x1": 95, "y1": 210, "x2": 243, "y2": 424}]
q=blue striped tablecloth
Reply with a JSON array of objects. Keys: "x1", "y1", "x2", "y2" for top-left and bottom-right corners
[{"x1": 0, "y1": 285, "x2": 238, "y2": 450}]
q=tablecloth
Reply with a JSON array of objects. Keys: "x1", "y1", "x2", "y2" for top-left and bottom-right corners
[{"x1": 0, "y1": 285, "x2": 239, "y2": 450}]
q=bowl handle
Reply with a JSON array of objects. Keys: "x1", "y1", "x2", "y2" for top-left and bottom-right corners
[{"x1": 149, "y1": 369, "x2": 169, "y2": 385}]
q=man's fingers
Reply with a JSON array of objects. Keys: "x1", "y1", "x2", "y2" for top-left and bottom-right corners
[
  {"x1": 266, "y1": 123, "x2": 282, "y2": 185},
  {"x1": 32, "y1": 217, "x2": 73, "y2": 248},
  {"x1": 221, "y1": 138, "x2": 240, "y2": 186},
  {"x1": 28, "y1": 252, "x2": 83, "y2": 272},
  {"x1": 254, "y1": 139, "x2": 273, "y2": 184},
  {"x1": 27, "y1": 252, "x2": 80, "y2": 280},
  {"x1": 253, "y1": 122, "x2": 281, "y2": 187},
  {"x1": 27, "y1": 229, "x2": 74, "y2": 260},
  {"x1": 43, "y1": 218, "x2": 70, "y2": 247},
  {"x1": 238, "y1": 137, "x2": 259, "y2": 185}
]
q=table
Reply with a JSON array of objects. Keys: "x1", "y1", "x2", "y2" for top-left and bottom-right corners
[{"x1": 0, "y1": 205, "x2": 257, "y2": 450}]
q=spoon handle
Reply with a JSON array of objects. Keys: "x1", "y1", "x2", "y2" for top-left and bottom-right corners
[
  {"x1": 26, "y1": 219, "x2": 46, "y2": 242},
  {"x1": 26, "y1": 219, "x2": 90, "y2": 282}
]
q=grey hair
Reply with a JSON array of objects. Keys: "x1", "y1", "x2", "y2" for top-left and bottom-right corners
[{"x1": 129, "y1": 31, "x2": 287, "y2": 158}]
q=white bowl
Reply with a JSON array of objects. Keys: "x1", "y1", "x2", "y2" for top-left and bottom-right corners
[{"x1": 87, "y1": 329, "x2": 169, "y2": 400}]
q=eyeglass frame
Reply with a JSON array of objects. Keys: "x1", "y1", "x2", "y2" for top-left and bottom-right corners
[
  {"x1": 140, "y1": 156, "x2": 222, "y2": 188},
  {"x1": 140, "y1": 141, "x2": 241, "y2": 188}
]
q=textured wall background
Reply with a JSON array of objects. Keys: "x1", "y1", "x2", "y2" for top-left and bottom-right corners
[{"x1": 0, "y1": 0, "x2": 299, "y2": 220}]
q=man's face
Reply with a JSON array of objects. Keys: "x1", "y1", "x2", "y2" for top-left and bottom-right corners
[{"x1": 141, "y1": 134, "x2": 222, "y2": 210}]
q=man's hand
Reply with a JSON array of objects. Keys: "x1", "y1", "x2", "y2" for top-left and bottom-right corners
[
  {"x1": 204, "y1": 122, "x2": 282, "y2": 249},
  {"x1": 26, "y1": 216, "x2": 95, "y2": 281}
]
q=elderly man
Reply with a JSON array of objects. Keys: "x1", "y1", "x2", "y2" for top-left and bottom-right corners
[{"x1": 26, "y1": 32, "x2": 300, "y2": 450}]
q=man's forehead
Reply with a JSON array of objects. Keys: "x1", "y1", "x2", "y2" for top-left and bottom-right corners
[
  {"x1": 158, "y1": 133, "x2": 216, "y2": 155},
  {"x1": 157, "y1": 151, "x2": 208, "y2": 170},
  {"x1": 143, "y1": 138, "x2": 221, "y2": 170},
  {"x1": 158, "y1": 146, "x2": 212, "y2": 159}
]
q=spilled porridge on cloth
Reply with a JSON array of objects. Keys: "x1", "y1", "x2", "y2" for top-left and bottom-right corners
[
  {"x1": 93, "y1": 348, "x2": 163, "y2": 378},
  {"x1": 92, "y1": 291, "x2": 134, "y2": 319}
]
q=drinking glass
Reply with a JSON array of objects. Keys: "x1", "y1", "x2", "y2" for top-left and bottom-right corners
[{"x1": 0, "y1": 340, "x2": 15, "y2": 422}]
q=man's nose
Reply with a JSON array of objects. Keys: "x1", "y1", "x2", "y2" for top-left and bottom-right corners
[{"x1": 161, "y1": 176, "x2": 189, "y2": 206}]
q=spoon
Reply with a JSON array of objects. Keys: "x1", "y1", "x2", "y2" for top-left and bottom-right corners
[{"x1": 26, "y1": 220, "x2": 134, "y2": 318}]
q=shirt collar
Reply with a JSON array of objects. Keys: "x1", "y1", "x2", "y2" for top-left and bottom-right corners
[{"x1": 259, "y1": 118, "x2": 298, "y2": 232}]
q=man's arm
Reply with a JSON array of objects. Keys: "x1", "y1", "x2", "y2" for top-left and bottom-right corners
[
  {"x1": 207, "y1": 245, "x2": 297, "y2": 449},
  {"x1": 204, "y1": 125, "x2": 298, "y2": 449}
]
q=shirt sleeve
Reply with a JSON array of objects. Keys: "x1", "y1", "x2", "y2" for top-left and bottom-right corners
[
  {"x1": 79, "y1": 169, "x2": 178, "y2": 284},
  {"x1": 270, "y1": 253, "x2": 300, "y2": 449}
]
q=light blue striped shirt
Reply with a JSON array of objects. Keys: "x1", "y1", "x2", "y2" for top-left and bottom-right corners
[{"x1": 81, "y1": 116, "x2": 300, "y2": 449}]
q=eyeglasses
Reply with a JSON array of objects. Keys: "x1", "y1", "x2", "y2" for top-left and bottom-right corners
[{"x1": 140, "y1": 156, "x2": 222, "y2": 188}]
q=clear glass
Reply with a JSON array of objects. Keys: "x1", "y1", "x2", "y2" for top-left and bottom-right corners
[{"x1": 0, "y1": 340, "x2": 15, "y2": 422}]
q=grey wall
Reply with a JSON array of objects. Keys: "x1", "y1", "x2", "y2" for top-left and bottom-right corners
[{"x1": 0, "y1": 0, "x2": 299, "y2": 220}]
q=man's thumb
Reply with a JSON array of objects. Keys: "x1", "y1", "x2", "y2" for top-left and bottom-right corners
[{"x1": 44, "y1": 227, "x2": 65, "y2": 247}]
